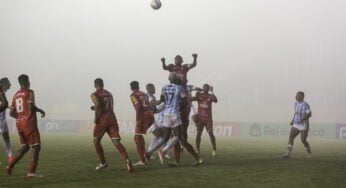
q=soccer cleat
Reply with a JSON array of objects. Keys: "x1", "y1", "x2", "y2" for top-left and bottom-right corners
[
  {"x1": 27, "y1": 173, "x2": 43, "y2": 178},
  {"x1": 166, "y1": 161, "x2": 179, "y2": 167},
  {"x1": 194, "y1": 159, "x2": 204, "y2": 166},
  {"x1": 145, "y1": 152, "x2": 151, "y2": 161},
  {"x1": 157, "y1": 150, "x2": 164, "y2": 165},
  {"x1": 126, "y1": 160, "x2": 134, "y2": 172},
  {"x1": 8, "y1": 156, "x2": 15, "y2": 164},
  {"x1": 282, "y1": 152, "x2": 291, "y2": 158},
  {"x1": 164, "y1": 153, "x2": 171, "y2": 159},
  {"x1": 212, "y1": 150, "x2": 216, "y2": 157},
  {"x1": 4, "y1": 166, "x2": 12, "y2": 175},
  {"x1": 95, "y1": 163, "x2": 108, "y2": 170},
  {"x1": 133, "y1": 161, "x2": 146, "y2": 167}
]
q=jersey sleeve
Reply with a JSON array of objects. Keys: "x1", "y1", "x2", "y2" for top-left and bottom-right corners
[
  {"x1": 130, "y1": 94, "x2": 142, "y2": 112},
  {"x1": 91, "y1": 93, "x2": 99, "y2": 106},
  {"x1": 184, "y1": 64, "x2": 192, "y2": 70},
  {"x1": 167, "y1": 64, "x2": 175, "y2": 72}
]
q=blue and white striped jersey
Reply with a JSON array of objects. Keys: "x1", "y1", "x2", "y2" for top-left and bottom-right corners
[
  {"x1": 293, "y1": 101, "x2": 311, "y2": 125},
  {"x1": 161, "y1": 84, "x2": 186, "y2": 115}
]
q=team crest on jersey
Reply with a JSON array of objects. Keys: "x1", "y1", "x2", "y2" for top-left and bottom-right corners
[{"x1": 131, "y1": 95, "x2": 138, "y2": 103}]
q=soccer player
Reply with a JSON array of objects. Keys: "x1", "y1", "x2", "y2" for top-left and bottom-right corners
[
  {"x1": 191, "y1": 84, "x2": 218, "y2": 156},
  {"x1": 161, "y1": 54, "x2": 197, "y2": 88},
  {"x1": 0, "y1": 78, "x2": 14, "y2": 164},
  {"x1": 146, "y1": 73, "x2": 203, "y2": 166},
  {"x1": 162, "y1": 54, "x2": 198, "y2": 145},
  {"x1": 146, "y1": 83, "x2": 164, "y2": 151},
  {"x1": 283, "y1": 91, "x2": 312, "y2": 158},
  {"x1": 90, "y1": 78, "x2": 133, "y2": 172},
  {"x1": 130, "y1": 81, "x2": 154, "y2": 166},
  {"x1": 145, "y1": 83, "x2": 171, "y2": 160},
  {"x1": 6, "y1": 74, "x2": 45, "y2": 178},
  {"x1": 186, "y1": 84, "x2": 202, "y2": 125}
]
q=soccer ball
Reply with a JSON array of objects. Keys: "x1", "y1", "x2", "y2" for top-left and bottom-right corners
[{"x1": 151, "y1": 0, "x2": 162, "y2": 10}]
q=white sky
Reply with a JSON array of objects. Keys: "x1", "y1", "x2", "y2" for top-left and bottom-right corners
[{"x1": 1, "y1": 0, "x2": 345, "y2": 123}]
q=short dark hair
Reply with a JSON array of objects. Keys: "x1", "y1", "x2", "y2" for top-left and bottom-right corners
[
  {"x1": 0, "y1": 77, "x2": 9, "y2": 85},
  {"x1": 146, "y1": 83, "x2": 154, "y2": 89},
  {"x1": 94, "y1": 78, "x2": 104, "y2": 87},
  {"x1": 18, "y1": 74, "x2": 29, "y2": 85},
  {"x1": 130, "y1": 81, "x2": 139, "y2": 90},
  {"x1": 297, "y1": 91, "x2": 305, "y2": 98}
]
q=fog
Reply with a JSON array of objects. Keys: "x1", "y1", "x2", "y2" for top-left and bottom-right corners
[{"x1": 1, "y1": 0, "x2": 345, "y2": 123}]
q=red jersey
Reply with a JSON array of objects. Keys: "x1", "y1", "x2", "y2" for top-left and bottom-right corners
[
  {"x1": 166, "y1": 64, "x2": 192, "y2": 87},
  {"x1": 194, "y1": 92, "x2": 217, "y2": 118},
  {"x1": 11, "y1": 88, "x2": 38, "y2": 132},
  {"x1": 91, "y1": 89, "x2": 116, "y2": 121},
  {"x1": 130, "y1": 90, "x2": 152, "y2": 120}
]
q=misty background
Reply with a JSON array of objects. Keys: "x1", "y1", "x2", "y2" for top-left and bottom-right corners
[{"x1": 0, "y1": 0, "x2": 345, "y2": 124}]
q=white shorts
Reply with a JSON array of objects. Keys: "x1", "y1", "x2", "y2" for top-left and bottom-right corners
[
  {"x1": 293, "y1": 123, "x2": 308, "y2": 131},
  {"x1": 0, "y1": 120, "x2": 9, "y2": 134},
  {"x1": 163, "y1": 114, "x2": 182, "y2": 128}
]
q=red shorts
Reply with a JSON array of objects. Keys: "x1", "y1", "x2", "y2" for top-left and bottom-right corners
[
  {"x1": 135, "y1": 113, "x2": 154, "y2": 135},
  {"x1": 94, "y1": 117, "x2": 120, "y2": 139},
  {"x1": 18, "y1": 129, "x2": 41, "y2": 146},
  {"x1": 196, "y1": 116, "x2": 213, "y2": 132}
]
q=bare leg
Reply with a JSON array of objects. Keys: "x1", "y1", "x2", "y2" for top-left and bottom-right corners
[
  {"x1": 301, "y1": 130, "x2": 312, "y2": 157},
  {"x1": 283, "y1": 127, "x2": 300, "y2": 158}
]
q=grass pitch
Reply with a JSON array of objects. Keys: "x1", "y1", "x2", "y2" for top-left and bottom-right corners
[{"x1": 0, "y1": 134, "x2": 346, "y2": 188}]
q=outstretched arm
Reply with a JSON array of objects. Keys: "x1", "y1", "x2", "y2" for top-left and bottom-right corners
[
  {"x1": 209, "y1": 86, "x2": 218, "y2": 103},
  {"x1": 32, "y1": 104, "x2": 45, "y2": 118},
  {"x1": 29, "y1": 91, "x2": 45, "y2": 118},
  {"x1": 189, "y1": 53, "x2": 198, "y2": 69},
  {"x1": 161, "y1": 57, "x2": 169, "y2": 70}
]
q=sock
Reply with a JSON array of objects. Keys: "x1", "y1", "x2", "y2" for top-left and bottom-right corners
[
  {"x1": 148, "y1": 136, "x2": 159, "y2": 151},
  {"x1": 10, "y1": 145, "x2": 30, "y2": 168},
  {"x1": 305, "y1": 143, "x2": 311, "y2": 154},
  {"x1": 196, "y1": 133, "x2": 202, "y2": 152},
  {"x1": 287, "y1": 144, "x2": 293, "y2": 154},
  {"x1": 173, "y1": 143, "x2": 181, "y2": 163},
  {"x1": 162, "y1": 136, "x2": 179, "y2": 154},
  {"x1": 182, "y1": 141, "x2": 200, "y2": 161},
  {"x1": 147, "y1": 137, "x2": 165, "y2": 156},
  {"x1": 29, "y1": 161, "x2": 38, "y2": 174},
  {"x1": 115, "y1": 143, "x2": 129, "y2": 160},
  {"x1": 134, "y1": 135, "x2": 146, "y2": 163},
  {"x1": 95, "y1": 142, "x2": 106, "y2": 164},
  {"x1": 4, "y1": 141, "x2": 13, "y2": 157},
  {"x1": 209, "y1": 134, "x2": 216, "y2": 151}
]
